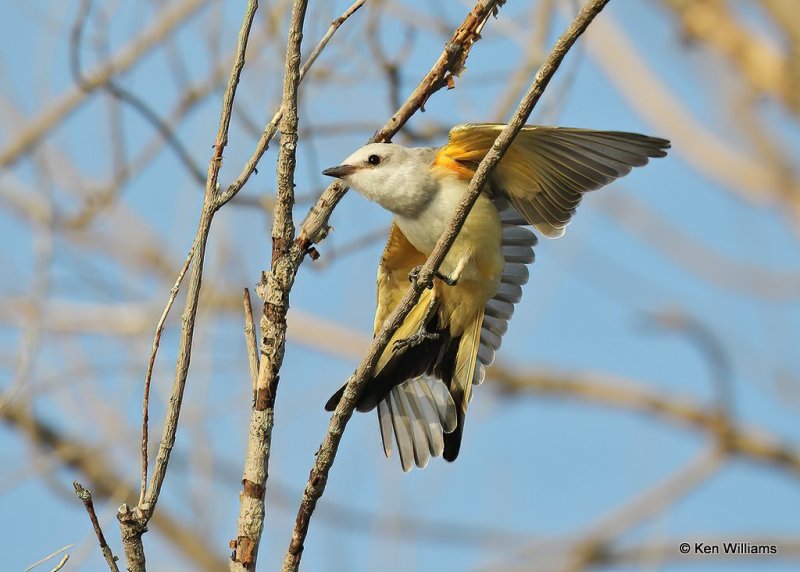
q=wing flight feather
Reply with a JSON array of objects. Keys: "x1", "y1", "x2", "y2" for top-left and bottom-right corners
[{"x1": 437, "y1": 123, "x2": 670, "y2": 238}]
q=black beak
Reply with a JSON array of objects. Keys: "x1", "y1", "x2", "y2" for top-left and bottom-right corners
[{"x1": 322, "y1": 164, "x2": 357, "y2": 178}]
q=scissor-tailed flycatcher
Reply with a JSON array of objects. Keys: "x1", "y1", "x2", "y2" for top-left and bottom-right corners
[{"x1": 323, "y1": 123, "x2": 669, "y2": 471}]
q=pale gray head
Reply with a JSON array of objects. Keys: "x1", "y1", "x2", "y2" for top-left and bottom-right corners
[{"x1": 322, "y1": 143, "x2": 437, "y2": 216}]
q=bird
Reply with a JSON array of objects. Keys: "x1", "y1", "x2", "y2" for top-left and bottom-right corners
[{"x1": 322, "y1": 123, "x2": 670, "y2": 471}]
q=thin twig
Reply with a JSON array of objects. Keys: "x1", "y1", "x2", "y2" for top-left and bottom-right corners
[
  {"x1": 140, "y1": 248, "x2": 193, "y2": 506},
  {"x1": 48, "y1": 555, "x2": 69, "y2": 572},
  {"x1": 74, "y1": 481, "x2": 121, "y2": 572},
  {"x1": 242, "y1": 288, "x2": 259, "y2": 390},
  {"x1": 214, "y1": 0, "x2": 368, "y2": 208},
  {"x1": 117, "y1": 2, "x2": 261, "y2": 570},
  {"x1": 23, "y1": 544, "x2": 74, "y2": 572},
  {"x1": 229, "y1": 0, "x2": 309, "y2": 569},
  {"x1": 281, "y1": 1, "x2": 610, "y2": 570},
  {"x1": 143, "y1": 0, "x2": 256, "y2": 509},
  {"x1": 2, "y1": 400, "x2": 227, "y2": 569}
]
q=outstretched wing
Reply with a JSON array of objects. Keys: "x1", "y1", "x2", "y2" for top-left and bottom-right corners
[{"x1": 437, "y1": 123, "x2": 670, "y2": 238}]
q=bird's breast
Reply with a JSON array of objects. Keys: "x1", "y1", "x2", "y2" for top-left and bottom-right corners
[
  {"x1": 395, "y1": 177, "x2": 503, "y2": 283},
  {"x1": 395, "y1": 201, "x2": 450, "y2": 257},
  {"x1": 394, "y1": 177, "x2": 467, "y2": 255}
]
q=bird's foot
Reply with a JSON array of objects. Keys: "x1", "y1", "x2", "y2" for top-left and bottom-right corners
[
  {"x1": 394, "y1": 328, "x2": 440, "y2": 351},
  {"x1": 408, "y1": 265, "x2": 458, "y2": 288},
  {"x1": 407, "y1": 265, "x2": 430, "y2": 289}
]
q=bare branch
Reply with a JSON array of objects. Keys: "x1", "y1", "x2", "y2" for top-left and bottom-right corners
[
  {"x1": 23, "y1": 544, "x2": 74, "y2": 572},
  {"x1": 1, "y1": 401, "x2": 227, "y2": 569},
  {"x1": 230, "y1": 0, "x2": 309, "y2": 568},
  {"x1": 213, "y1": 0, "x2": 368, "y2": 208},
  {"x1": 139, "y1": 249, "x2": 193, "y2": 506},
  {"x1": 48, "y1": 555, "x2": 69, "y2": 572},
  {"x1": 117, "y1": 2, "x2": 261, "y2": 569},
  {"x1": 73, "y1": 481, "x2": 121, "y2": 572},
  {"x1": 489, "y1": 364, "x2": 800, "y2": 478},
  {"x1": 242, "y1": 288, "x2": 259, "y2": 391}
]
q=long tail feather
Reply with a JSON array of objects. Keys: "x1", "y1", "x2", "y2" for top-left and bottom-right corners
[
  {"x1": 443, "y1": 308, "x2": 484, "y2": 461},
  {"x1": 378, "y1": 377, "x2": 456, "y2": 471}
]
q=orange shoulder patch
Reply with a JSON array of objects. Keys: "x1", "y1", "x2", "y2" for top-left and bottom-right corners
[{"x1": 432, "y1": 146, "x2": 475, "y2": 181}]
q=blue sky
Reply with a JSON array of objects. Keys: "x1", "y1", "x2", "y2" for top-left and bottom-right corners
[{"x1": 1, "y1": 1, "x2": 799, "y2": 571}]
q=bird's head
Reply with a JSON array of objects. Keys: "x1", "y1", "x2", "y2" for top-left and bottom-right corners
[{"x1": 323, "y1": 143, "x2": 435, "y2": 216}]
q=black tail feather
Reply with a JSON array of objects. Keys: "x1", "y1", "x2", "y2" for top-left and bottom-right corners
[
  {"x1": 324, "y1": 385, "x2": 346, "y2": 411},
  {"x1": 439, "y1": 335, "x2": 464, "y2": 461},
  {"x1": 443, "y1": 408, "x2": 465, "y2": 462}
]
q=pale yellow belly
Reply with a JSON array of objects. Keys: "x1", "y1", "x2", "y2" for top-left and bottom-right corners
[{"x1": 395, "y1": 184, "x2": 504, "y2": 336}]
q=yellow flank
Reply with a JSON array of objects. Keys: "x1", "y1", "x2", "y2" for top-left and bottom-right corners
[
  {"x1": 437, "y1": 190, "x2": 503, "y2": 336},
  {"x1": 452, "y1": 307, "x2": 484, "y2": 411},
  {"x1": 374, "y1": 223, "x2": 427, "y2": 333},
  {"x1": 372, "y1": 187, "x2": 503, "y2": 390}
]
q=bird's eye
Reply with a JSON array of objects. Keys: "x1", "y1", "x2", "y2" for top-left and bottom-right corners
[{"x1": 367, "y1": 154, "x2": 381, "y2": 166}]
